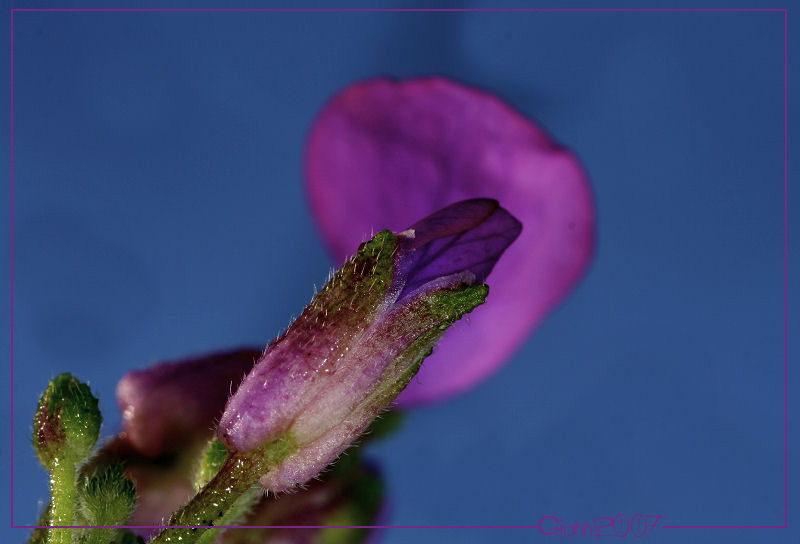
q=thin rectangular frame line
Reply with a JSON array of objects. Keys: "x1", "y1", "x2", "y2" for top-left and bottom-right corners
[{"x1": 8, "y1": 6, "x2": 789, "y2": 531}]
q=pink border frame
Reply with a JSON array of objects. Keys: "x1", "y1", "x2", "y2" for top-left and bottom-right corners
[{"x1": 8, "y1": 7, "x2": 788, "y2": 533}]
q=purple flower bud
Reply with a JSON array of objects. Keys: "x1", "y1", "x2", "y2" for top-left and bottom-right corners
[
  {"x1": 116, "y1": 348, "x2": 262, "y2": 458},
  {"x1": 218, "y1": 199, "x2": 520, "y2": 491},
  {"x1": 306, "y1": 77, "x2": 595, "y2": 405}
]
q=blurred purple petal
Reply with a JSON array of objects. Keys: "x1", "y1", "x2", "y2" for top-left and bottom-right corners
[
  {"x1": 306, "y1": 77, "x2": 594, "y2": 405},
  {"x1": 117, "y1": 348, "x2": 262, "y2": 457}
]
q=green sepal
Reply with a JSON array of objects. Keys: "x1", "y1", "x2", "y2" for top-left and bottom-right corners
[{"x1": 368, "y1": 283, "x2": 489, "y2": 408}]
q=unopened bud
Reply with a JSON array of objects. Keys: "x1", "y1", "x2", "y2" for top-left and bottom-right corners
[
  {"x1": 77, "y1": 462, "x2": 137, "y2": 526},
  {"x1": 33, "y1": 373, "x2": 101, "y2": 469},
  {"x1": 219, "y1": 199, "x2": 521, "y2": 491}
]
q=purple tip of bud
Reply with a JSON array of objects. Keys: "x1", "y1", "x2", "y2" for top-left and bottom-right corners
[
  {"x1": 117, "y1": 348, "x2": 262, "y2": 458},
  {"x1": 396, "y1": 198, "x2": 522, "y2": 302}
]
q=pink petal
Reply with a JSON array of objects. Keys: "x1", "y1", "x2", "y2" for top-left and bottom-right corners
[{"x1": 306, "y1": 77, "x2": 594, "y2": 405}]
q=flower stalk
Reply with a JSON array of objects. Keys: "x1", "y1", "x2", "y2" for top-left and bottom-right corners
[
  {"x1": 149, "y1": 436, "x2": 296, "y2": 544},
  {"x1": 47, "y1": 460, "x2": 76, "y2": 544}
]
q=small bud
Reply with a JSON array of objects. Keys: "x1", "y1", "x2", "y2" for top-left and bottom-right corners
[
  {"x1": 219, "y1": 199, "x2": 521, "y2": 491},
  {"x1": 77, "y1": 462, "x2": 137, "y2": 526},
  {"x1": 33, "y1": 373, "x2": 101, "y2": 469},
  {"x1": 117, "y1": 348, "x2": 262, "y2": 458},
  {"x1": 82, "y1": 435, "x2": 195, "y2": 538}
]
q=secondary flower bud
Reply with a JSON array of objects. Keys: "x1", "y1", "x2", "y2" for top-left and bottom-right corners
[
  {"x1": 218, "y1": 199, "x2": 521, "y2": 491},
  {"x1": 117, "y1": 348, "x2": 262, "y2": 457},
  {"x1": 77, "y1": 462, "x2": 137, "y2": 527},
  {"x1": 86, "y1": 434, "x2": 195, "y2": 539},
  {"x1": 33, "y1": 373, "x2": 102, "y2": 469}
]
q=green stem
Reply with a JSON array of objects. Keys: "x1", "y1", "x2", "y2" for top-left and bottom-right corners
[
  {"x1": 196, "y1": 487, "x2": 262, "y2": 544},
  {"x1": 149, "y1": 437, "x2": 295, "y2": 544},
  {"x1": 48, "y1": 459, "x2": 76, "y2": 544}
]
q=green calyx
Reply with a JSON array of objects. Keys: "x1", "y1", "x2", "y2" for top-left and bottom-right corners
[
  {"x1": 386, "y1": 283, "x2": 488, "y2": 398},
  {"x1": 33, "y1": 373, "x2": 101, "y2": 470},
  {"x1": 352, "y1": 230, "x2": 397, "y2": 295},
  {"x1": 341, "y1": 229, "x2": 398, "y2": 300},
  {"x1": 431, "y1": 283, "x2": 489, "y2": 320},
  {"x1": 353, "y1": 283, "x2": 489, "y2": 423},
  {"x1": 310, "y1": 230, "x2": 398, "y2": 327}
]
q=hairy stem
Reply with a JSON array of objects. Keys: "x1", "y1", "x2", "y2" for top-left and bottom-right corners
[
  {"x1": 196, "y1": 487, "x2": 262, "y2": 544},
  {"x1": 48, "y1": 459, "x2": 76, "y2": 544},
  {"x1": 149, "y1": 437, "x2": 294, "y2": 544}
]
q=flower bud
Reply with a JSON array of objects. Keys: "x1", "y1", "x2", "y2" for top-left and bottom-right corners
[
  {"x1": 77, "y1": 462, "x2": 137, "y2": 526},
  {"x1": 86, "y1": 434, "x2": 195, "y2": 539},
  {"x1": 117, "y1": 348, "x2": 262, "y2": 458},
  {"x1": 219, "y1": 199, "x2": 521, "y2": 491},
  {"x1": 33, "y1": 373, "x2": 102, "y2": 469}
]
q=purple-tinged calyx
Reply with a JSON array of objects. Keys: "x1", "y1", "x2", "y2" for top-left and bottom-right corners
[{"x1": 218, "y1": 198, "x2": 520, "y2": 491}]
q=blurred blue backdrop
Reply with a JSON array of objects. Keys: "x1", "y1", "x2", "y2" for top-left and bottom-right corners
[{"x1": 2, "y1": 3, "x2": 795, "y2": 544}]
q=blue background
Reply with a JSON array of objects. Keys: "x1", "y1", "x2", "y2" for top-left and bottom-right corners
[{"x1": 2, "y1": 3, "x2": 796, "y2": 544}]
